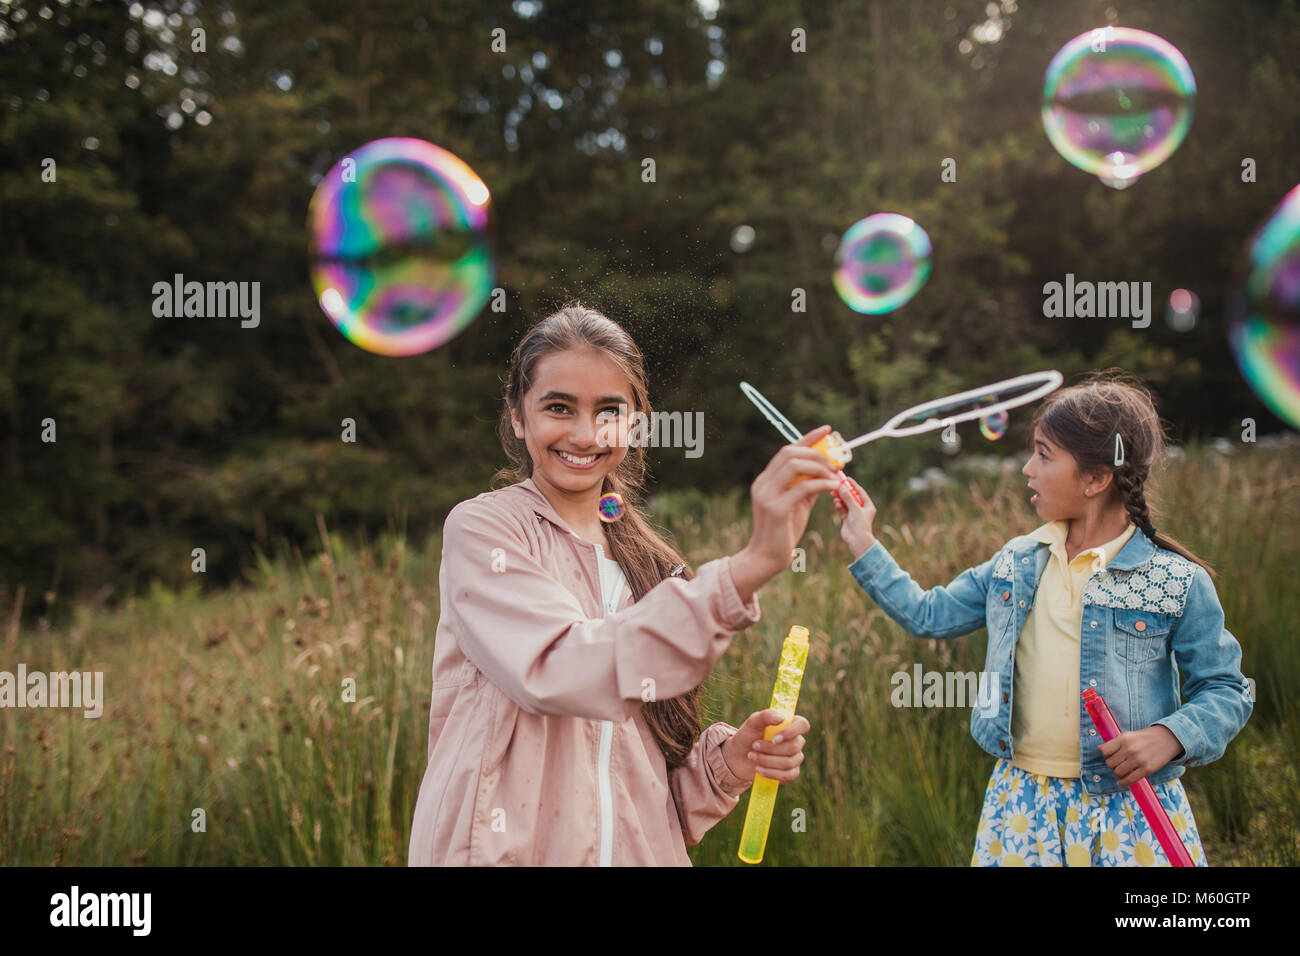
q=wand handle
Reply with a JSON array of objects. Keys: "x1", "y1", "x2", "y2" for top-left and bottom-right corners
[
  {"x1": 786, "y1": 431, "x2": 865, "y2": 505},
  {"x1": 1081, "y1": 689, "x2": 1194, "y2": 867},
  {"x1": 738, "y1": 626, "x2": 810, "y2": 864}
]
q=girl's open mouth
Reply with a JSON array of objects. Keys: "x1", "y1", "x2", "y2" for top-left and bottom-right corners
[{"x1": 553, "y1": 449, "x2": 607, "y2": 470}]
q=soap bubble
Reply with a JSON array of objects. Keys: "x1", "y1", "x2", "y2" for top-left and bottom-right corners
[
  {"x1": 308, "y1": 137, "x2": 495, "y2": 356},
  {"x1": 833, "y1": 213, "x2": 932, "y2": 314},
  {"x1": 977, "y1": 396, "x2": 1010, "y2": 440},
  {"x1": 1041, "y1": 27, "x2": 1196, "y2": 189},
  {"x1": 1165, "y1": 288, "x2": 1199, "y2": 332},
  {"x1": 597, "y1": 492, "x2": 625, "y2": 523},
  {"x1": 1229, "y1": 184, "x2": 1300, "y2": 429},
  {"x1": 730, "y1": 225, "x2": 755, "y2": 253},
  {"x1": 939, "y1": 428, "x2": 962, "y2": 456}
]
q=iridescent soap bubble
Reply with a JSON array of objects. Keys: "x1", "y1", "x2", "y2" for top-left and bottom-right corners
[
  {"x1": 597, "y1": 492, "x2": 625, "y2": 523},
  {"x1": 1042, "y1": 27, "x2": 1196, "y2": 189},
  {"x1": 1229, "y1": 184, "x2": 1300, "y2": 429},
  {"x1": 308, "y1": 137, "x2": 494, "y2": 356},
  {"x1": 977, "y1": 396, "x2": 1010, "y2": 441},
  {"x1": 833, "y1": 213, "x2": 932, "y2": 314},
  {"x1": 730, "y1": 225, "x2": 755, "y2": 253},
  {"x1": 1165, "y1": 288, "x2": 1200, "y2": 332}
]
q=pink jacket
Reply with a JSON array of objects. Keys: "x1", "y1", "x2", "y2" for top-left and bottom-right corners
[{"x1": 407, "y1": 476, "x2": 762, "y2": 866}]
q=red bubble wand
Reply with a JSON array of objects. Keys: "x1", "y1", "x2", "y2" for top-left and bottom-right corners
[{"x1": 1081, "y1": 689, "x2": 1194, "y2": 867}]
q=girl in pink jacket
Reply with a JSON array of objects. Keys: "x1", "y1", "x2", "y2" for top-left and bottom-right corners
[{"x1": 407, "y1": 302, "x2": 841, "y2": 866}]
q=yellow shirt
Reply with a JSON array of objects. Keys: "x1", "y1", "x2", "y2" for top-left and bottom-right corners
[{"x1": 1010, "y1": 519, "x2": 1137, "y2": 777}]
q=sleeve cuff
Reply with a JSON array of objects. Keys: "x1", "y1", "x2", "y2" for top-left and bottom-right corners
[
  {"x1": 704, "y1": 722, "x2": 752, "y2": 796},
  {"x1": 847, "y1": 539, "x2": 890, "y2": 584},
  {"x1": 715, "y1": 555, "x2": 761, "y2": 630},
  {"x1": 1152, "y1": 716, "x2": 1201, "y2": 767}
]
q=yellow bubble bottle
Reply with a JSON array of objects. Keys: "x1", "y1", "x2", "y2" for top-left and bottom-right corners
[{"x1": 738, "y1": 625, "x2": 810, "y2": 864}]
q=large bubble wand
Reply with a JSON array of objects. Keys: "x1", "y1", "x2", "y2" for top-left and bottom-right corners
[{"x1": 838, "y1": 370, "x2": 1064, "y2": 451}]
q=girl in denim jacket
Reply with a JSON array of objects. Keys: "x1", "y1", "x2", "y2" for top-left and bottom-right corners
[{"x1": 832, "y1": 372, "x2": 1252, "y2": 866}]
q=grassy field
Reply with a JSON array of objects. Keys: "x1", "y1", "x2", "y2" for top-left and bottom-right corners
[{"x1": 3, "y1": 441, "x2": 1297, "y2": 866}]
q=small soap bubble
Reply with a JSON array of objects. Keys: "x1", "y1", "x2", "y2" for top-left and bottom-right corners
[
  {"x1": 730, "y1": 224, "x2": 755, "y2": 253},
  {"x1": 1229, "y1": 183, "x2": 1300, "y2": 429},
  {"x1": 308, "y1": 137, "x2": 495, "y2": 356},
  {"x1": 833, "y1": 213, "x2": 932, "y2": 314},
  {"x1": 977, "y1": 396, "x2": 1010, "y2": 440},
  {"x1": 939, "y1": 427, "x2": 962, "y2": 456},
  {"x1": 597, "y1": 492, "x2": 625, "y2": 523},
  {"x1": 1042, "y1": 27, "x2": 1196, "y2": 189},
  {"x1": 1165, "y1": 288, "x2": 1199, "y2": 332}
]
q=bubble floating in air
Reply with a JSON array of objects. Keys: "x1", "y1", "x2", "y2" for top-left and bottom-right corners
[
  {"x1": 1041, "y1": 27, "x2": 1195, "y2": 189},
  {"x1": 1165, "y1": 289, "x2": 1200, "y2": 332},
  {"x1": 1229, "y1": 184, "x2": 1300, "y2": 429},
  {"x1": 308, "y1": 137, "x2": 495, "y2": 356},
  {"x1": 730, "y1": 225, "x2": 755, "y2": 253},
  {"x1": 977, "y1": 396, "x2": 1010, "y2": 440},
  {"x1": 833, "y1": 213, "x2": 932, "y2": 314}
]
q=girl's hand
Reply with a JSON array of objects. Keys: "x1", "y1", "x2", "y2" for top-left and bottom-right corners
[
  {"x1": 1097, "y1": 725, "x2": 1185, "y2": 787},
  {"x1": 722, "y1": 709, "x2": 811, "y2": 784},
  {"x1": 731, "y1": 425, "x2": 842, "y2": 599},
  {"x1": 831, "y1": 474, "x2": 877, "y2": 560}
]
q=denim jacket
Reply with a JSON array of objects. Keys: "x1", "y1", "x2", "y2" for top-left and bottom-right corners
[{"x1": 847, "y1": 528, "x2": 1253, "y2": 795}]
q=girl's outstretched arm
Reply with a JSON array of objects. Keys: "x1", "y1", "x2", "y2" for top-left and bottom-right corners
[{"x1": 835, "y1": 477, "x2": 993, "y2": 639}]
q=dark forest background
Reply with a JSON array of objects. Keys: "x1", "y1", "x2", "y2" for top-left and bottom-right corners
[{"x1": 2, "y1": 0, "x2": 1297, "y2": 623}]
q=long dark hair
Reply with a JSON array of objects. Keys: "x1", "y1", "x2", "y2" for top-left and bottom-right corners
[
  {"x1": 490, "y1": 301, "x2": 704, "y2": 767},
  {"x1": 1032, "y1": 369, "x2": 1215, "y2": 577}
]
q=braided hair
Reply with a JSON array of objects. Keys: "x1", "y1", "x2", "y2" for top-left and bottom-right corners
[
  {"x1": 1112, "y1": 462, "x2": 1157, "y2": 541},
  {"x1": 1032, "y1": 369, "x2": 1215, "y2": 578}
]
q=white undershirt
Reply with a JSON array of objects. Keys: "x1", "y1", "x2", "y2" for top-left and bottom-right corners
[{"x1": 592, "y1": 542, "x2": 626, "y2": 617}]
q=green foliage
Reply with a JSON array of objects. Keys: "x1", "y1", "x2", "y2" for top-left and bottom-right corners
[{"x1": 1, "y1": 0, "x2": 1297, "y2": 623}]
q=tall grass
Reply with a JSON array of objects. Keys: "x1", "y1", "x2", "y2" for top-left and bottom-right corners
[{"x1": 2, "y1": 443, "x2": 1295, "y2": 865}]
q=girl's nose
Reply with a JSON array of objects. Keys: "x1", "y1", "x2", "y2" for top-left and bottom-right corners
[{"x1": 570, "y1": 419, "x2": 598, "y2": 447}]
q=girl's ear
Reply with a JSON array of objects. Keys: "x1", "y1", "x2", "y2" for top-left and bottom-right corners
[
  {"x1": 509, "y1": 403, "x2": 524, "y2": 439},
  {"x1": 1085, "y1": 467, "x2": 1115, "y2": 496}
]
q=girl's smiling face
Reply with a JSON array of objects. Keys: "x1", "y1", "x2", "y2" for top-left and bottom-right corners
[
  {"x1": 511, "y1": 346, "x2": 633, "y2": 498},
  {"x1": 1022, "y1": 424, "x2": 1096, "y2": 520}
]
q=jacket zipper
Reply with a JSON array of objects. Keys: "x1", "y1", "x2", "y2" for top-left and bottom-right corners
[
  {"x1": 598, "y1": 720, "x2": 613, "y2": 866},
  {"x1": 593, "y1": 541, "x2": 621, "y2": 867}
]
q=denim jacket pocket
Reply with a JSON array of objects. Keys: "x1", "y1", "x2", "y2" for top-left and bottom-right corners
[{"x1": 1112, "y1": 608, "x2": 1173, "y2": 664}]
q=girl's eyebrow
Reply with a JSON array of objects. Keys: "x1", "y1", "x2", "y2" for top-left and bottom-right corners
[
  {"x1": 538, "y1": 390, "x2": 629, "y2": 406},
  {"x1": 1035, "y1": 439, "x2": 1051, "y2": 452}
]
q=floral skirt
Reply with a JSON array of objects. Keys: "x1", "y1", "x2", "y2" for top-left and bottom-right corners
[{"x1": 970, "y1": 758, "x2": 1207, "y2": 866}]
